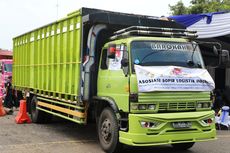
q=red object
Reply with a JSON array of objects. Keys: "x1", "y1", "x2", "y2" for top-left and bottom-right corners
[
  {"x1": 0, "y1": 97, "x2": 6, "y2": 116},
  {"x1": 15, "y1": 100, "x2": 31, "y2": 124},
  {"x1": 115, "y1": 50, "x2": 121, "y2": 57},
  {"x1": 172, "y1": 68, "x2": 182, "y2": 75},
  {"x1": 207, "y1": 118, "x2": 213, "y2": 124},
  {"x1": 109, "y1": 46, "x2": 116, "y2": 54}
]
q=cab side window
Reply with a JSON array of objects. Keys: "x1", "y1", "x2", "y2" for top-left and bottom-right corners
[
  {"x1": 100, "y1": 44, "x2": 128, "y2": 71},
  {"x1": 101, "y1": 49, "x2": 108, "y2": 70},
  {"x1": 108, "y1": 44, "x2": 127, "y2": 71}
]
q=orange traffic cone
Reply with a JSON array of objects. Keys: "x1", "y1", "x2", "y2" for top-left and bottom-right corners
[
  {"x1": 15, "y1": 99, "x2": 31, "y2": 124},
  {"x1": 0, "y1": 96, "x2": 6, "y2": 116}
]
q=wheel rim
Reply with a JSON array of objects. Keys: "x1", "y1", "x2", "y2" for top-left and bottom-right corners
[{"x1": 100, "y1": 118, "x2": 112, "y2": 144}]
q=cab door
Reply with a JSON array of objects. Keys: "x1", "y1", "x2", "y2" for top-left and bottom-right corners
[{"x1": 97, "y1": 44, "x2": 130, "y2": 112}]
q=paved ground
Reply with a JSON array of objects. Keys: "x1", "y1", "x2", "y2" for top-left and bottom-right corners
[{"x1": 0, "y1": 111, "x2": 230, "y2": 153}]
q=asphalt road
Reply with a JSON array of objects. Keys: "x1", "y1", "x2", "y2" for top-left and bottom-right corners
[{"x1": 0, "y1": 111, "x2": 230, "y2": 153}]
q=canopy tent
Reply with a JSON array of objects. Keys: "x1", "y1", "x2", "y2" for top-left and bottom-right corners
[
  {"x1": 169, "y1": 12, "x2": 230, "y2": 39},
  {"x1": 169, "y1": 12, "x2": 230, "y2": 68},
  {"x1": 169, "y1": 12, "x2": 230, "y2": 95}
]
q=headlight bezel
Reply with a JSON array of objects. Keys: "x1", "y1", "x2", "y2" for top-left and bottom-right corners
[
  {"x1": 130, "y1": 103, "x2": 157, "y2": 112},
  {"x1": 196, "y1": 101, "x2": 212, "y2": 110}
]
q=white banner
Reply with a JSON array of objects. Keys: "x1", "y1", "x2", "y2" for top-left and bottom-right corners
[{"x1": 135, "y1": 65, "x2": 215, "y2": 92}]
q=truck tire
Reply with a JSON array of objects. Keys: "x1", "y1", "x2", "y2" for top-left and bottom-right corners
[
  {"x1": 98, "y1": 107, "x2": 122, "y2": 153},
  {"x1": 30, "y1": 96, "x2": 52, "y2": 123},
  {"x1": 172, "y1": 142, "x2": 195, "y2": 150}
]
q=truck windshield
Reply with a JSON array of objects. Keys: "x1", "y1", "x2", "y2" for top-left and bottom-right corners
[
  {"x1": 4, "y1": 64, "x2": 12, "y2": 72},
  {"x1": 131, "y1": 41, "x2": 204, "y2": 72}
]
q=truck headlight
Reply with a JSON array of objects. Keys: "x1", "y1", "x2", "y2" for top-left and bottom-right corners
[
  {"x1": 148, "y1": 104, "x2": 156, "y2": 110},
  {"x1": 131, "y1": 103, "x2": 156, "y2": 111},
  {"x1": 197, "y1": 102, "x2": 211, "y2": 109},
  {"x1": 203, "y1": 103, "x2": 210, "y2": 108},
  {"x1": 197, "y1": 103, "x2": 202, "y2": 108},
  {"x1": 131, "y1": 104, "x2": 138, "y2": 110},
  {"x1": 138, "y1": 104, "x2": 147, "y2": 110}
]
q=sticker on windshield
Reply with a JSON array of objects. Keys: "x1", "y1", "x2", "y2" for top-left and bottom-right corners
[
  {"x1": 134, "y1": 59, "x2": 140, "y2": 65},
  {"x1": 151, "y1": 43, "x2": 192, "y2": 51}
]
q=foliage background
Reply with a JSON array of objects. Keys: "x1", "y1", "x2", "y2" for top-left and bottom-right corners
[{"x1": 169, "y1": 0, "x2": 230, "y2": 15}]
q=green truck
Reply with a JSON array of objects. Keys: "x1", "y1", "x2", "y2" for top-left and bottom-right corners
[{"x1": 13, "y1": 8, "x2": 221, "y2": 153}]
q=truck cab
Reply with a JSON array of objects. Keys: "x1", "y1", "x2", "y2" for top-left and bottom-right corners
[
  {"x1": 96, "y1": 28, "x2": 216, "y2": 152},
  {"x1": 0, "y1": 59, "x2": 12, "y2": 96}
]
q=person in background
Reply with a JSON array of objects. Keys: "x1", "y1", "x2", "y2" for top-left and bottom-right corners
[
  {"x1": 212, "y1": 89, "x2": 224, "y2": 115},
  {"x1": 3, "y1": 76, "x2": 14, "y2": 114},
  {"x1": 13, "y1": 87, "x2": 20, "y2": 110}
]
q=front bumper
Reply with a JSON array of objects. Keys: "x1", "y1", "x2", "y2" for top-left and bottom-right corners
[{"x1": 119, "y1": 111, "x2": 216, "y2": 146}]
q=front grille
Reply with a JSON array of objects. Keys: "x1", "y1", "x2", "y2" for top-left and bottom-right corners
[
  {"x1": 138, "y1": 91, "x2": 209, "y2": 112},
  {"x1": 159, "y1": 102, "x2": 196, "y2": 111}
]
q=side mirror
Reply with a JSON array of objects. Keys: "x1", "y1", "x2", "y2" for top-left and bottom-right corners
[
  {"x1": 213, "y1": 46, "x2": 219, "y2": 55},
  {"x1": 121, "y1": 58, "x2": 129, "y2": 76},
  {"x1": 212, "y1": 45, "x2": 230, "y2": 67},
  {"x1": 121, "y1": 58, "x2": 129, "y2": 67},
  {"x1": 221, "y1": 49, "x2": 230, "y2": 65}
]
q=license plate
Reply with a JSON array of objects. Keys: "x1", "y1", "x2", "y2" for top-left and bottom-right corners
[{"x1": 172, "y1": 122, "x2": 192, "y2": 129}]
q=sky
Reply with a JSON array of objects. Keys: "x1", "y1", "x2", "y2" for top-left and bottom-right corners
[{"x1": 0, "y1": 0, "x2": 190, "y2": 50}]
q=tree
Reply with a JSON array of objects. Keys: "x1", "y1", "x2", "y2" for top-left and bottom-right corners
[
  {"x1": 169, "y1": 0, "x2": 188, "y2": 15},
  {"x1": 169, "y1": 0, "x2": 230, "y2": 15}
]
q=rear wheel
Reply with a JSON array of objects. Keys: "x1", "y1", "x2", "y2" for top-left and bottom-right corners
[
  {"x1": 172, "y1": 142, "x2": 195, "y2": 150},
  {"x1": 98, "y1": 107, "x2": 122, "y2": 153},
  {"x1": 30, "y1": 96, "x2": 52, "y2": 123}
]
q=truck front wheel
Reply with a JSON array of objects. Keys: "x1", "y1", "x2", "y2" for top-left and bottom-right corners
[
  {"x1": 172, "y1": 142, "x2": 195, "y2": 150},
  {"x1": 98, "y1": 107, "x2": 122, "y2": 153}
]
